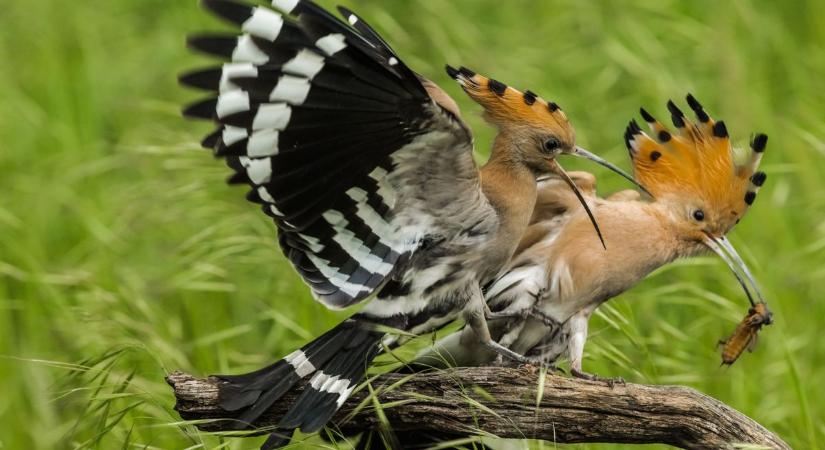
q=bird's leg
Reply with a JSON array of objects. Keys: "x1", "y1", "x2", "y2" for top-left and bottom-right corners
[
  {"x1": 567, "y1": 310, "x2": 625, "y2": 387},
  {"x1": 467, "y1": 307, "x2": 540, "y2": 364},
  {"x1": 570, "y1": 368, "x2": 625, "y2": 388},
  {"x1": 494, "y1": 321, "x2": 532, "y2": 368},
  {"x1": 466, "y1": 289, "x2": 546, "y2": 366}
]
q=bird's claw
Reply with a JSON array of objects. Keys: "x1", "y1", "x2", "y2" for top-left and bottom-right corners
[
  {"x1": 518, "y1": 362, "x2": 565, "y2": 378},
  {"x1": 570, "y1": 368, "x2": 625, "y2": 388},
  {"x1": 484, "y1": 341, "x2": 553, "y2": 367}
]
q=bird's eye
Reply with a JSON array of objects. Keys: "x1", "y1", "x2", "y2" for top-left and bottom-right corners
[
  {"x1": 543, "y1": 137, "x2": 562, "y2": 154},
  {"x1": 692, "y1": 209, "x2": 705, "y2": 221}
]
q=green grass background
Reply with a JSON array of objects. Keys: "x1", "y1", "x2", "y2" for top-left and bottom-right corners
[{"x1": 1, "y1": 0, "x2": 823, "y2": 448}]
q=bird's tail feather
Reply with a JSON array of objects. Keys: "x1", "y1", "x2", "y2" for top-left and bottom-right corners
[
  {"x1": 279, "y1": 330, "x2": 382, "y2": 432},
  {"x1": 214, "y1": 318, "x2": 384, "y2": 444}
]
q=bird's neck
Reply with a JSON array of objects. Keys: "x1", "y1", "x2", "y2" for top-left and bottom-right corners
[
  {"x1": 549, "y1": 200, "x2": 684, "y2": 310},
  {"x1": 478, "y1": 134, "x2": 538, "y2": 274},
  {"x1": 617, "y1": 201, "x2": 688, "y2": 272}
]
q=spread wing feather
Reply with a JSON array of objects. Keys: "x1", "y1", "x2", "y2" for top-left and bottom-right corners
[{"x1": 181, "y1": 0, "x2": 482, "y2": 308}]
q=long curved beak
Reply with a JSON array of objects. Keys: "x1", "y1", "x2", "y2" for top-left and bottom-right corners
[
  {"x1": 702, "y1": 233, "x2": 765, "y2": 307},
  {"x1": 548, "y1": 159, "x2": 606, "y2": 250},
  {"x1": 568, "y1": 146, "x2": 653, "y2": 197}
]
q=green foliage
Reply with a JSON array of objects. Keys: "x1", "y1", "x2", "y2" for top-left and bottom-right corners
[{"x1": 1, "y1": 0, "x2": 823, "y2": 448}]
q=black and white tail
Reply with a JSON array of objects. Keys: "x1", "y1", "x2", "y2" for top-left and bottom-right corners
[{"x1": 216, "y1": 319, "x2": 385, "y2": 448}]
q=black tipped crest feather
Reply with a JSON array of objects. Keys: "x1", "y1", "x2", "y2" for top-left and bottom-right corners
[
  {"x1": 751, "y1": 134, "x2": 768, "y2": 152},
  {"x1": 686, "y1": 93, "x2": 710, "y2": 122},
  {"x1": 523, "y1": 90, "x2": 537, "y2": 105},
  {"x1": 640, "y1": 107, "x2": 655, "y2": 123},
  {"x1": 713, "y1": 121, "x2": 728, "y2": 138},
  {"x1": 488, "y1": 79, "x2": 507, "y2": 96},
  {"x1": 458, "y1": 66, "x2": 476, "y2": 78},
  {"x1": 628, "y1": 98, "x2": 770, "y2": 216},
  {"x1": 751, "y1": 171, "x2": 767, "y2": 187},
  {"x1": 667, "y1": 100, "x2": 686, "y2": 128}
]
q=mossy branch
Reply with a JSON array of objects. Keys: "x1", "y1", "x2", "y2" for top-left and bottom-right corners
[{"x1": 166, "y1": 367, "x2": 788, "y2": 449}]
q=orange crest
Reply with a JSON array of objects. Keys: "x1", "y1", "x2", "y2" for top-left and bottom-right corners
[
  {"x1": 625, "y1": 95, "x2": 767, "y2": 225},
  {"x1": 446, "y1": 65, "x2": 574, "y2": 142}
]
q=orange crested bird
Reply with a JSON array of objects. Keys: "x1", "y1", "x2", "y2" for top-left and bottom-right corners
[
  {"x1": 417, "y1": 95, "x2": 769, "y2": 380},
  {"x1": 178, "y1": 0, "x2": 643, "y2": 446}
]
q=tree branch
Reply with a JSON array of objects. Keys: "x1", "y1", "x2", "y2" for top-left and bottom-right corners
[{"x1": 166, "y1": 367, "x2": 788, "y2": 449}]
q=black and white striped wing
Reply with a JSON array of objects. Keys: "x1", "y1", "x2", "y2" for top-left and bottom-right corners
[{"x1": 181, "y1": 0, "x2": 481, "y2": 309}]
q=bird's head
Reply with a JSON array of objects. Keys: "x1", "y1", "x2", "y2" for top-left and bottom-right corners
[
  {"x1": 625, "y1": 95, "x2": 768, "y2": 306},
  {"x1": 446, "y1": 65, "x2": 647, "y2": 248},
  {"x1": 446, "y1": 65, "x2": 576, "y2": 169}
]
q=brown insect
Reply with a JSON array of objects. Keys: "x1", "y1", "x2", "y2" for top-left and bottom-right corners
[{"x1": 718, "y1": 302, "x2": 773, "y2": 366}]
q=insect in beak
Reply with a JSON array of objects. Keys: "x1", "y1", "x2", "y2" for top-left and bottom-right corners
[
  {"x1": 718, "y1": 300, "x2": 773, "y2": 366},
  {"x1": 568, "y1": 146, "x2": 653, "y2": 197},
  {"x1": 548, "y1": 159, "x2": 606, "y2": 250},
  {"x1": 702, "y1": 233, "x2": 765, "y2": 307},
  {"x1": 704, "y1": 233, "x2": 773, "y2": 365}
]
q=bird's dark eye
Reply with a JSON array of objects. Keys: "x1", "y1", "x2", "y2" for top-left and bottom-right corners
[
  {"x1": 693, "y1": 209, "x2": 705, "y2": 221},
  {"x1": 543, "y1": 137, "x2": 562, "y2": 154}
]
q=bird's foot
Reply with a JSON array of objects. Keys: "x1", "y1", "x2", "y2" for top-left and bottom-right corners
[
  {"x1": 520, "y1": 363, "x2": 565, "y2": 377},
  {"x1": 491, "y1": 353, "x2": 563, "y2": 374},
  {"x1": 570, "y1": 368, "x2": 625, "y2": 388},
  {"x1": 483, "y1": 340, "x2": 556, "y2": 368}
]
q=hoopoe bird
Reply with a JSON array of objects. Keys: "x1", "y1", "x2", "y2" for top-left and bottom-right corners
[
  {"x1": 179, "y1": 0, "x2": 644, "y2": 446},
  {"x1": 417, "y1": 96, "x2": 769, "y2": 380}
]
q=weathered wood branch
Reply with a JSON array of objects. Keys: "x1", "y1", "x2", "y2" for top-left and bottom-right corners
[{"x1": 167, "y1": 367, "x2": 789, "y2": 449}]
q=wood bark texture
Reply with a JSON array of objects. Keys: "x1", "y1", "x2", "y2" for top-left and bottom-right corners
[{"x1": 166, "y1": 367, "x2": 789, "y2": 449}]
